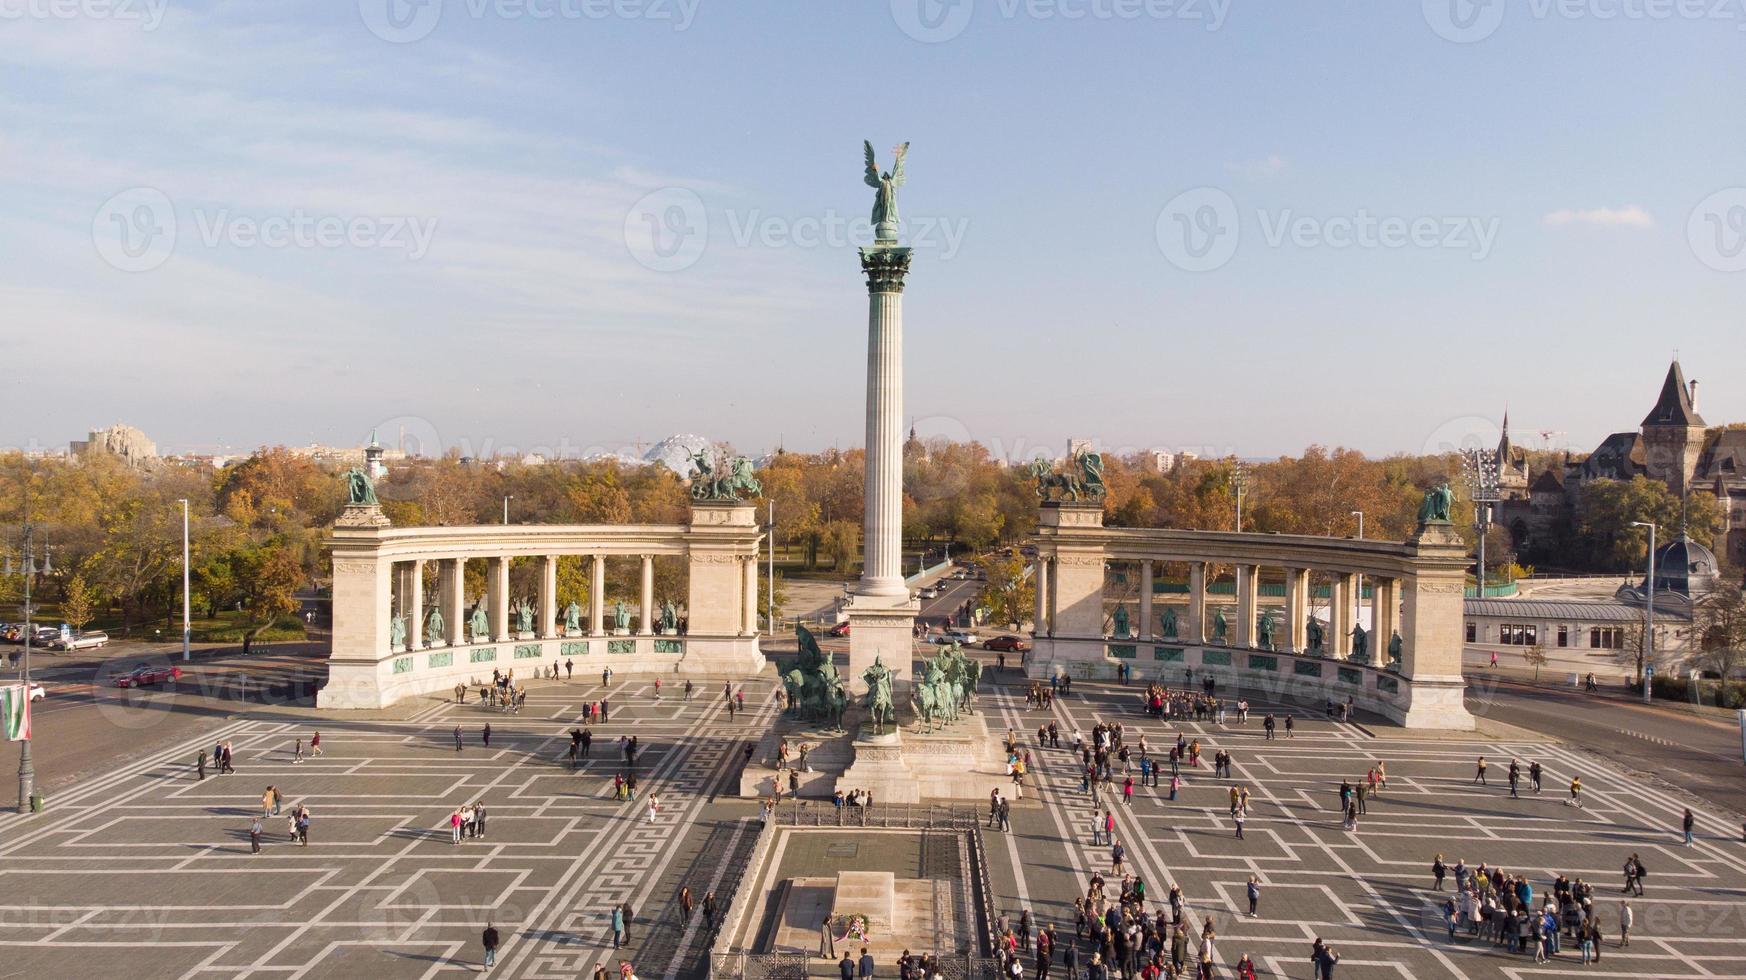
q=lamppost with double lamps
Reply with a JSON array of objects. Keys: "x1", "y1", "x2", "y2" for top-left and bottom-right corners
[
  {"x1": 1631, "y1": 520, "x2": 1656, "y2": 704},
  {"x1": 1232, "y1": 461, "x2": 1248, "y2": 533},
  {"x1": 6, "y1": 484, "x2": 51, "y2": 813},
  {"x1": 1459, "y1": 448, "x2": 1501, "y2": 596}
]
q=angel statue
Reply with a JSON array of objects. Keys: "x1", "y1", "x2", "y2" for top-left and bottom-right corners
[{"x1": 864, "y1": 139, "x2": 910, "y2": 243}]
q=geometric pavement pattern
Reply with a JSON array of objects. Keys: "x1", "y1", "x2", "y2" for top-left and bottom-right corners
[
  {"x1": 980, "y1": 682, "x2": 1746, "y2": 980},
  {"x1": 0, "y1": 676, "x2": 776, "y2": 980}
]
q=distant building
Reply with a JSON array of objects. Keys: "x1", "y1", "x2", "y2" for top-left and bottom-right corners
[
  {"x1": 70, "y1": 424, "x2": 157, "y2": 467},
  {"x1": 1148, "y1": 449, "x2": 1176, "y2": 473},
  {"x1": 364, "y1": 431, "x2": 387, "y2": 480},
  {"x1": 1497, "y1": 360, "x2": 1746, "y2": 566}
]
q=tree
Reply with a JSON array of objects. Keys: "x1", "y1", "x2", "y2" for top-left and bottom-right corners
[
  {"x1": 820, "y1": 520, "x2": 860, "y2": 574},
  {"x1": 60, "y1": 572, "x2": 100, "y2": 632},
  {"x1": 756, "y1": 569, "x2": 789, "y2": 631},
  {"x1": 235, "y1": 542, "x2": 304, "y2": 653},
  {"x1": 1694, "y1": 580, "x2": 1746, "y2": 679},
  {"x1": 977, "y1": 553, "x2": 1036, "y2": 630},
  {"x1": 1521, "y1": 643, "x2": 1549, "y2": 683},
  {"x1": 1576, "y1": 477, "x2": 1724, "y2": 569}
]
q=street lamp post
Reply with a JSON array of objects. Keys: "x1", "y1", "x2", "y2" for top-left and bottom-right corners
[
  {"x1": 1351, "y1": 510, "x2": 1364, "y2": 632},
  {"x1": 502, "y1": 496, "x2": 513, "y2": 526},
  {"x1": 766, "y1": 500, "x2": 774, "y2": 638},
  {"x1": 180, "y1": 498, "x2": 191, "y2": 662},
  {"x1": 1232, "y1": 462, "x2": 1248, "y2": 533},
  {"x1": 1460, "y1": 448, "x2": 1501, "y2": 597},
  {"x1": 1632, "y1": 520, "x2": 1657, "y2": 704},
  {"x1": 11, "y1": 472, "x2": 49, "y2": 813}
]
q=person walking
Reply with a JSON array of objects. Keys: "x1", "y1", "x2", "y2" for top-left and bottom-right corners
[
  {"x1": 295, "y1": 807, "x2": 310, "y2": 847},
  {"x1": 197, "y1": 751, "x2": 206, "y2": 780},
  {"x1": 611, "y1": 904, "x2": 626, "y2": 949},
  {"x1": 451, "y1": 809, "x2": 463, "y2": 845},
  {"x1": 1246, "y1": 875, "x2": 1260, "y2": 917},
  {"x1": 1310, "y1": 938, "x2": 1339, "y2": 980},
  {"x1": 1111, "y1": 838, "x2": 1125, "y2": 876},
  {"x1": 1473, "y1": 756, "x2": 1487, "y2": 785},
  {"x1": 310, "y1": 731, "x2": 322, "y2": 756},
  {"x1": 483, "y1": 723, "x2": 492, "y2": 748},
  {"x1": 454, "y1": 725, "x2": 464, "y2": 752},
  {"x1": 1432, "y1": 854, "x2": 1447, "y2": 890},
  {"x1": 1619, "y1": 899, "x2": 1633, "y2": 946},
  {"x1": 1568, "y1": 776, "x2": 1583, "y2": 808},
  {"x1": 249, "y1": 815, "x2": 263, "y2": 854},
  {"x1": 482, "y1": 922, "x2": 500, "y2": 970},
  {"x1": 1233, "y1": 808, "x2": 1245, "y2": 839},
  {"x1": 1682, "y1": 808, "x2": 1696, "y2": 845}
]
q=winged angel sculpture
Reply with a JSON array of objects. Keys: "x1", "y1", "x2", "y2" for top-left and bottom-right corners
[{"x1": 864, "y1": 140, "x2": 909, "y2": 243}]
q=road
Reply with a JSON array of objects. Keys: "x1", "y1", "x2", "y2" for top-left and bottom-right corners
[
  {"x1": 1465, "y1": 671, "x2": 1746, "y2": 817},
  {"x1": 4, "y1": 641, "x2": 331, "y2": 799}
]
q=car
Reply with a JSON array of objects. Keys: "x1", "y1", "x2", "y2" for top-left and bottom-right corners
[
  {"x1": 916, "y1": 586, "x2": 938, "y2": 600},
  {"x1": 828, "y1": 621, "x2": 851, "y2": 637},
  {"x1": 25, "y1": 683, "x2": 44, "y2": 702},
  {"x1": 945, "y1": 629, "x2": 980, "y2": 645},
  {"x1": 115, "y1": 663, "x2": 183, "y2": 689},
  {"x1": 51, "y1": 630, "x2": 109, "y2": 652},
  {"x1": 928, "y1": 634, "x2": 955, "y2": 645},
  {"x1": 983, "y1": 635, "x2": 1029, "y2": 652}
]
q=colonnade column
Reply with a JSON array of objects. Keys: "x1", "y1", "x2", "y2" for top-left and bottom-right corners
[
  {"x1": 742, "y1": 557, "x2": 759, "y2": 636},
  {"x1": 589, "y1": 555, "x2": 606, "y2": 637},
  {"x1": 1046, "y1": 558, "x2": 1060, "y2": 638},
  {"x1": 1139, "y1": 560, "x2": 1154, "y2": 641},
  {"x1": 539, "y1": 556, "x2": 559, "y2": 639},
  {"x1": 407, "y1": 559, "x2": 424, "y2": 648},
  {"x1": 443, "y1": 558, "x2": 464, "y2": 645},
  {"x1": 1372, "y1": 577, "x2": 1397, "y2": 655},
  {"x1": 639, "y1": 555, "x2": 655, "y2": 635},
  {"x1": 1234, "y1": 563, "x2": 1258, "y2": 648},
  {"x1": 1284, "y1": 567, "x2": 1307, "y2": 653},
  {"x1": 1186, "y1": 561, "x2": 1207, "y2": 643},
  {"x1": 490, "y1": 556, "x2": 512, "y2": 642},
  {"x1": 1331, "y1": 572, "x2": 1356, "y2": 658},
  {"x1": 1032, "y1": 557, "x2": 1049, "y2": 636}
]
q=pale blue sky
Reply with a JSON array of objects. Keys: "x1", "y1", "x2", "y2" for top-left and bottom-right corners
[{"x1": 2, "y1": 0, "x2": 1741, "y2": 462}]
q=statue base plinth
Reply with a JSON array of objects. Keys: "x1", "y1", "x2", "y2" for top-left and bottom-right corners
[
  {"x1": 846, "y1": 592, "x2": 918, "y2": 696},
  {"x1": 334, "y1": 503, "x2": 392, "y2": 529}
]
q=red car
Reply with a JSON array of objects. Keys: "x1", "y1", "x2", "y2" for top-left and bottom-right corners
[
  {"x1": 983, "y1": 635, "x2": 1029, "y2": 652},
  {"x1": 115, "y1": 664, "x2": 183, "y2": 688},
  {"x1": 828, "y1": 621, "x2": 851, "y2": 637}
]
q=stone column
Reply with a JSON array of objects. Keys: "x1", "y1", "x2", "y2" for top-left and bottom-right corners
[
  {"x1": 1234, "y1": 564, "x2": 1258, "y2": 648},
  {"x1": 539, "y1": 556, "x2": 559, "y2": 639},
  {"x1": 1284, "y1": 567, "x2": 1307, "y2": 653},
  {"x1": 1186, "y1": 561, "x2": 1207, "y2": 643},
  {"x1": 1331, "y1": 572, "x2": 1356, "y2": 658},
  {"x1": 1046, "y1": 559, "x2": 1060, "y2": 637},
  {"x1": 589, "y1": 555, "x2": 606, "y2": 637},
  {"x1": 742, "y1": 557, "x2": 759, "y2": 636},
  {"x1": 845, "y1": 243, "x2": 919, "y2": 691},
  {"x1": 1032, "y1": 557, "x2": 1049, "y2": 636},
  {"x1": 490, "y1": 556, "x2": 512, "y2": 642},
  {"x1": 1372, "y1": 577, "x2": 1397, "y2": 655},
  {"x1": 639, "y1": 555, "x2": 655, "y2": 635},
  {"x1": 1139, "y1": 560, "x2": 1154, "y2": 641},
  {"x1": 1397, "y1": 524, "x2": 1477, "y2": 727},
  {"x1": 407, "y1": 559, "x2": 424, "y2": 648},
  {"x1": 443, "y1": 558, "x2": 464, "y2": 646}
]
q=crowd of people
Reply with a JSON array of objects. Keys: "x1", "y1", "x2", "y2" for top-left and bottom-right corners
[{"x1": 1431, "y1": 856, "x2": 1623, "y2": 964}]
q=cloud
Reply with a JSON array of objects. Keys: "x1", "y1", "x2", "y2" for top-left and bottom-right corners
[
  {"x1": 1226, "y1": 154, "x2": 1288, "y2": 181},
  {"x1": 1541, "y1": 206, "x2": 1654, "y2": 228}
]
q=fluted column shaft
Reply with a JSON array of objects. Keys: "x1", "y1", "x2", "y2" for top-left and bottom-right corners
[{"x1": 856, "y1": 246, "x2": 912, "y2": 598}]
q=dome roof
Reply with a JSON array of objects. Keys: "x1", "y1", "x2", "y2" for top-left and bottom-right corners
[{"x1": 1648, "y1": 534, "x2": 1719, "y2": 597}]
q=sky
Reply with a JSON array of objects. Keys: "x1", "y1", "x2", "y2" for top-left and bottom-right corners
[{"x1": 2, "y1": 0, "x2": 1742, "y2": 464}]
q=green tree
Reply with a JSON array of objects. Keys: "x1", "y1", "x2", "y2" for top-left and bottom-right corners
[
  {"x1": 60, "y1": 572, "x2": 100, "y2": 632},
  {"x1": 1522, "y1": 643, "x2": 1549, "y2": 683},
  {"x1": 977, "y1": 553, "x2": 1036, "y2": 630},
  {"x1": 235, "y1": 542, "x2": 304, "y2": 653}
]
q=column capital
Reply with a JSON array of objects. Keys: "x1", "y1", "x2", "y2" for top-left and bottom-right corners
[{"x1": 858, "y1": 245, "x2": 913, "y2": 293}]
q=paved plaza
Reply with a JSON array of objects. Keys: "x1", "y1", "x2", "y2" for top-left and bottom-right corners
[
  {"x1": 977, "y1": 679, "x2": 1746, "y2": 980},
  {"x1": 2, "y1": 670, "x2": 1745, "y2": 979},
  {"x1": 0, "y1": 676, "x2": 778, "y2": 980}
]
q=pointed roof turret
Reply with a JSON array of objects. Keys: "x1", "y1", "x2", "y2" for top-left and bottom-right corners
[{"x1": 1642, "y1": 361, "x2": 1705, "y2": 428}]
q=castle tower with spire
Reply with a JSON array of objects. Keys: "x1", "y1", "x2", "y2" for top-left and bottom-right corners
[{"x1": 1639, "y1": 360, "x2": 1706, "y2": 499}]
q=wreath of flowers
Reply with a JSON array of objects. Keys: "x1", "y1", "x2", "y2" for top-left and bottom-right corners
[{"x1": 835, "y1": 913, "x2": 873, "y2": 942}]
